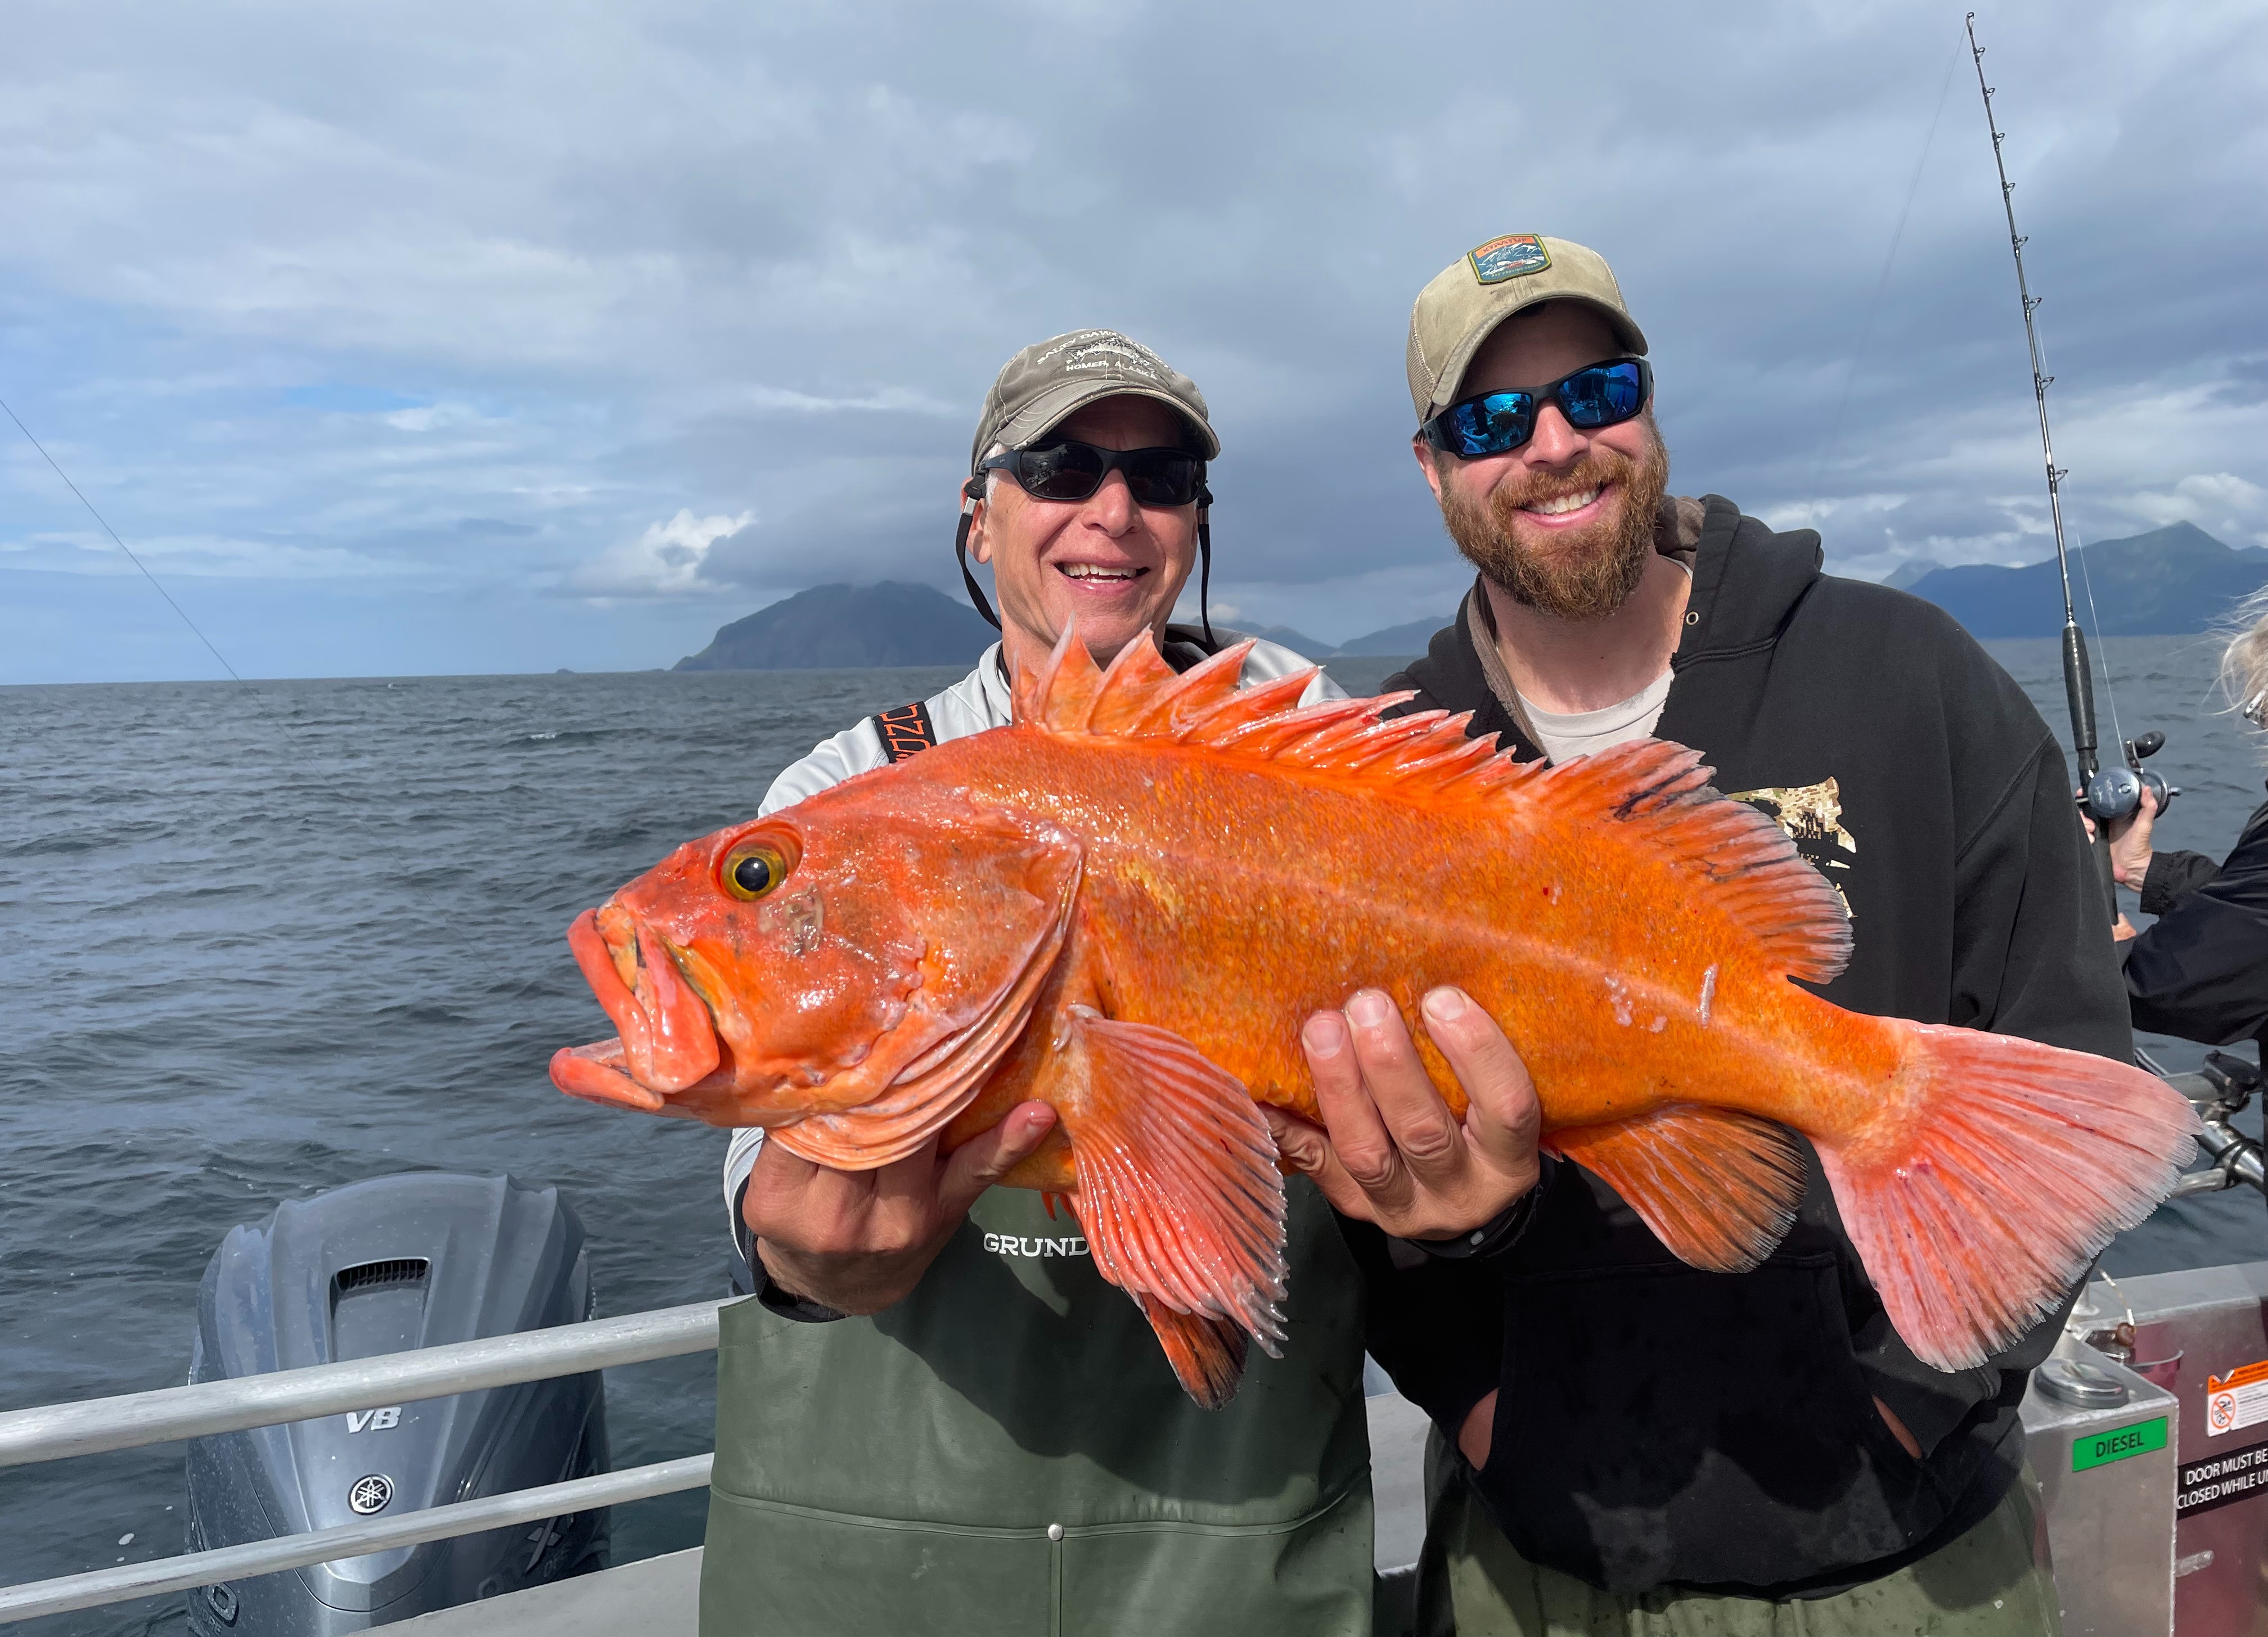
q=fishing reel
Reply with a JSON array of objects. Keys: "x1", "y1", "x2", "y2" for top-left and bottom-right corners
[{"x1": 2082, "y1": 730, "x2": 2179, "y2": 823}]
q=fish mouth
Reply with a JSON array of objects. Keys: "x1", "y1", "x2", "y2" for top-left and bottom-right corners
[
  {"x1": 551, "y1": 1036, "x2": 667, "y2": 1113},
  {"x1": 551, "y1": 903, "x2": 724, "y2": 1110}
]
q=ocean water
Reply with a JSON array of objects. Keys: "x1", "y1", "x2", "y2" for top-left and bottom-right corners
[{"x1": 2, "y1": 638, "x2": 2260, "y2": 1631}]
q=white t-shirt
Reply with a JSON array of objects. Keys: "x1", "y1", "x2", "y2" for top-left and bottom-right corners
[{"x1": 1519, "y1": 669, "x2": 1673, "y2": 764}]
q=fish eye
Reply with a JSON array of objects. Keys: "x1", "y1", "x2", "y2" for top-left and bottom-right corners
[{"x1": 721, "y1": 841, "x2": 791, "y2": 901}]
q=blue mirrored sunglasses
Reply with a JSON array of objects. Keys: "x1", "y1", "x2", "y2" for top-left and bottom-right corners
[{"x1": 1419, "y1": 358, "x2": 1653, "y2": 459}]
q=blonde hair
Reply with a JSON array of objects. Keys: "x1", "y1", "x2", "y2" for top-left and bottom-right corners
[{"x1": 2216, "y1": 583, "x2": 2268, "y2": 729}]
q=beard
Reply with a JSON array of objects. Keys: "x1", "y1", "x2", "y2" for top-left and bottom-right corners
[{"x1": 1438, "y1": 424, "x2": 1671, "y2": 622}]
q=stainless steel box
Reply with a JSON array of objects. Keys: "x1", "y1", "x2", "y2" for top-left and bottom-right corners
[{"x1": 2022, "y1": 1346, "x2": 2179, "y2": 1635}]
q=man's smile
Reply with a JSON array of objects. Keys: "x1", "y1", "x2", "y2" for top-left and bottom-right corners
[
  {"x1": 1056, "y1": 562, "x2": 1150, "y2": 584},
  {"x1": 1520, "y1": 482, "x2": 1609, "y2": 525}
]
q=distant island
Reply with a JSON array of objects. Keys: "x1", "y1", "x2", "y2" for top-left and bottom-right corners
[
  {"x1": 1897, "y1": 522, "x2": 2268, "y2": 638},
  {"x1": 676, "y1": 582, "x2": 1452, "y2": 670},
  {"x1": 675, "y1": 582, "x2": 998, "y2": 670}
]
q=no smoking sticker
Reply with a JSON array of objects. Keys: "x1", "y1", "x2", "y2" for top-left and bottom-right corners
[{"x1": 2206, "y1": 1360, "x2": 2268, "y2": 1437}]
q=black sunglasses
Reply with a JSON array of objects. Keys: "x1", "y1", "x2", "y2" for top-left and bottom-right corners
[
  {"x1": 1419, "y1": 358, "x2": 1653, "y2": 459},
  {"x1": 979, "y1": 441, "x2": 1206, "y2": 507}
]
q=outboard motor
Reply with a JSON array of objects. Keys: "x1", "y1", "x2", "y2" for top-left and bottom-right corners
[{"x1": 185, "y1": 1174, "x2": 608, "y2": 1634}]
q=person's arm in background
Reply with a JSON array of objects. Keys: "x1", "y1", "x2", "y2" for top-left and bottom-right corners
[
  {"x1": 1855, "y1": 736, "x2": 2135, "y2": 1459},
  {"x1": 2089, "y1": 784, "x2": 2218, "y2": 916},
  {"x1": 2123, "y1": 797, "x2": 2268, "y2": 1045}
]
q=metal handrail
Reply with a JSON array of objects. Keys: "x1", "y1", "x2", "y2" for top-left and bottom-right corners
[
  {"x1": 0, "y1": 1455, "x2": 714, "y2": 1625},
  {"x1": 0, "y1": 1297, "x2": 735, "y2": 1626},
  {"x1": 0, "y1": 1298, "x2": 728, "y2": 1468}
]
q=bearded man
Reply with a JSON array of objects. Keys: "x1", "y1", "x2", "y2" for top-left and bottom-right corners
[{"x1": 1269, "y1": 236, "x2": 2127, "y2": 1634}]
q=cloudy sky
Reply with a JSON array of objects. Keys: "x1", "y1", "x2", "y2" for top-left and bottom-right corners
[{"x1": 3, "y1": 0, "x2": 2261, "y2": 683}]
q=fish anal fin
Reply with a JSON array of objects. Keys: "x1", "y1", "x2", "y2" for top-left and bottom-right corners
[
  {"x1": 1546, "y1": 1104, "x2": 1806, "y2": 1273},
  {"x1": 1537, "y1": 741, "x2": 1853, "y2": 985},
  {"x1": 1135, "y1": 1295, "x2": 1249, "y2": 1410},
  {"x1": 1048, "y1": 1007, "x2": 1288, "y2": 1383}
]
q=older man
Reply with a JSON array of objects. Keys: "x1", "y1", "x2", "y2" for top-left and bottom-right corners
[
  {"x1": 700, "y1": 330, "x2": 1504, "y2": 1637},
  {"x1": 1270, "y1": 237, "x2": 2125, "y2": 1634}
]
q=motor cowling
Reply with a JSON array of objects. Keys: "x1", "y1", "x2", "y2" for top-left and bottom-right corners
[{"x1": 185, "y1": 1174, "x2": 608, "y2": 1635}]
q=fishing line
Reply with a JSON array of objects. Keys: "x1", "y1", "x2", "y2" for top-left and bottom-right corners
[
  {"x1": 1807, "y1": 34, "x2": 1964, "y2": 514},
  {"x1": 2073, "y1": 533, "x2": 2125, "y2": 749},
  {"x1": 2029, "y1": 304, "x2": 2128, "y2": 748},
  {"x1": 1, "y1": 389, "x2": 526, "y2": 996},
  {"x1": 1, "y1": 391, "x2": 242, "y2": 681}
]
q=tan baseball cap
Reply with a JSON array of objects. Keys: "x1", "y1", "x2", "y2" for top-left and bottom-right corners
[
  {"x1": 1405, "y1": 234, "x2": 1648, "y2": 424},
  {"x1": 970, "y1": 329, "x2": 1220, "y2": 473}
]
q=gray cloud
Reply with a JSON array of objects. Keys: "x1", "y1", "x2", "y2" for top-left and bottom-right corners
[{"x1": 2, "y1": 0, "x2": 2261, "y2": 679}]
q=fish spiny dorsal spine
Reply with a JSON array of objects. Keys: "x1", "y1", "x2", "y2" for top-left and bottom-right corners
[{"x1": 1020, "y1": 627, "x2": 1528, "y2": 800}]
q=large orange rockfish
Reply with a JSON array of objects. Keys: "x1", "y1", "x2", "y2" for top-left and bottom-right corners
[{"x1": 552, "y1": 630, "x2": 2197, "y2": 1406}]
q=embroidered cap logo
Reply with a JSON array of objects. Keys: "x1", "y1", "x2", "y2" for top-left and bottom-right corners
[{"x1": 1468, "y1": 234, "x2": 1552, "y2": 286}]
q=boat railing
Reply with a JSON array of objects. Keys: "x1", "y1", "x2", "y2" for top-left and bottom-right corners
[
  {"x1": 2159, "y1": 1060, "x2": 2268, "y2": 1200},
  {"x1": 0, "y1": 1298, "x2": 730, "y2": 1627}
]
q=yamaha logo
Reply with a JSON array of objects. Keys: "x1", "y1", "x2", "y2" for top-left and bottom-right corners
[{"x1": 348, "y1": 1474, "x2": 393, "y2": 1516}]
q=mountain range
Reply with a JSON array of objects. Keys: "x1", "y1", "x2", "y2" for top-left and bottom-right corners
[
  {"x1": 1894, "y1": 522, "x2": 2267, "y2": 637},
  {"x1": 670, "y1": 524, "x2": 2262, "y2": 671}
]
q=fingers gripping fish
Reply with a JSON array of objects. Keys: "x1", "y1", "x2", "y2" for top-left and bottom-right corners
[{"x1": 551, "y1": 628, "x2": 2199, "y2": 1408}]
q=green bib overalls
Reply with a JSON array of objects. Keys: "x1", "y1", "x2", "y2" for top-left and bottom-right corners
[{"x1": 700, "y1": 1178, "x2": 1374, "y2": 1636}]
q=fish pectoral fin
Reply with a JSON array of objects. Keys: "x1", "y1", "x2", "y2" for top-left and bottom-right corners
[
  {"x1": 1134, "y1": 1296, "x2": 1249, "y2": 1411},
  {"x1": 1545, "y1": 1104, "x2": 1806, "y2": 1274},
  {"x1": 1048, "y1": 1007, "x2": 1288, "y2": 1401}
]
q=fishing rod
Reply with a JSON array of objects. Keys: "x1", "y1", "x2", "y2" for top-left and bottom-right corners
[
  {"x1": 1964, "y1": 20, "x2": 2258, "y2": 1206},
  {"x1": 1965, "y1": 13, "x2": 2174, "y2": 921}
]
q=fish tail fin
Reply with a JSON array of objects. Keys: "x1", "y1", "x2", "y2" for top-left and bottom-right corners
[
  {"x1": 1819, "y1": 1024, "x2": 2199, "y2": 1371},
  {"x1": 1135, "y1": 1296, "x2": 1250, "y2": 1410},
  {"x1": 1049, "y1": 1006, "x2": 1287, "y2": 1406}
]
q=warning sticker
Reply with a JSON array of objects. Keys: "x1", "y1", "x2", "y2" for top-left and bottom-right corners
[
  {"x1": 2205, "y1": 1360, "x2": 2268, "y2": 1437},
  {"x1": 2179, "y1": 1436, "x2": 2268, "y2": 1518}
]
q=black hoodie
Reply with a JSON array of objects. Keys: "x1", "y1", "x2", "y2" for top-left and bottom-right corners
[{"x1": 1351, "y1": 496, "x2": 2134, "y2": 1597}]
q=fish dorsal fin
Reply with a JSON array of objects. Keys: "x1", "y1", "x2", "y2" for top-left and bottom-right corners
[
  {"x1": 1533, "y1": 740, "x2": 1852, "y2": 985},
  {"x1": 1018, "y1": 630, "x2": 1847, "y2": 986}
]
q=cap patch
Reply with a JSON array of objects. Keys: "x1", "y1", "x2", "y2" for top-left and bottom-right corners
[
  {"x1": 1468, "y1": 234, "x2": 1551, "y2": 286},
  {"x1": 1038, "y1": 330, "x2": 1169, "y2": 385}
]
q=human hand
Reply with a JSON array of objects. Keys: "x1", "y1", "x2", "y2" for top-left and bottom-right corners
[
  {"x1": 2108, "y1": 786, "x2": 2159, "y2": 889},
  {"x1": 745, "y1": 1102, "x2": 1057, "y2": 1315},
  {"x1": 2078, "y1": 785, "x2": 2158, "y2": 889},
  {"x1": 1266, "y1": 986, "x2": 1542, "y2": 1242},
  {"x1": 2113, "y1": 913, "x2": 2139, "y2": 944}
]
